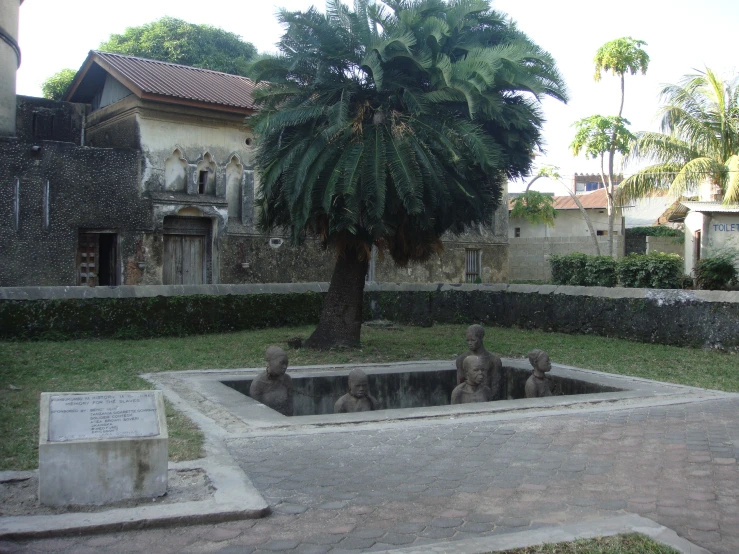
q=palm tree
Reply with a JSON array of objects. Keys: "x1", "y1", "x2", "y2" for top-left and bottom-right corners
[
  {"x1": 249, "y1": 0, "x2": 567, "y2": 349},
  {"x1": 590, "y1": 37, "x2": 648, "y2": 256},
  {"x1": 620, "y1": 68, "x2": 739, "y2": 205}
]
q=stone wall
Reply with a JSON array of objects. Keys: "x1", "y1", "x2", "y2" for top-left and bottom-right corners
[
  {"x1": 0, "y1": 138, "x2": 147, "y2": 286},
  {"x1": 220, "y1": 231, "x2": 508, "y2": 285},
  {"x1": 1, "y1": 283, "x2": 738, "y2": 350},
  {"x1": 15, "y1": 96, "x2": 86, "y2": 144},
  {"x1": 509, "y1": 237, "x2": 623, "y2": 281}
]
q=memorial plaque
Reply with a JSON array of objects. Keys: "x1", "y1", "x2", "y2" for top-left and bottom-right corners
[
  {"x1": 39, "y1": 390, "x2": 168, "y2": 506},
  {"x1": 48, "y1": 391, "x2": 160, "y2": 442}
]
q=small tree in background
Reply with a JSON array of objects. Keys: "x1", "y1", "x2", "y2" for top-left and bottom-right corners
[
  {"x1": 594, "y1": 37, "x2": 650, "y2": 118},
  {"x1": 570, "y1": 115, "x2": 634, "y2": 256},
  {"x1": 98, "y1": 17, "x2": 257, "y2": 76},
  {"x1": 521, "y1": 165, "x2": 601, "y2": 254},
  {"x1": 41, "y1": 69, "x2": 76, "y2": 100},
  {"x1": 570, "y1": 37, "x2": 649, "y2": 258},
  {"x1": 42, "y1": 17, "x2": 259, "y2": 98},
  {"x1": 510, "y1": 191, "x2": 556, "y2": 227}
]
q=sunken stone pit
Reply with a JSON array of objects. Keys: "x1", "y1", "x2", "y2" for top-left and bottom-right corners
[{"x1": 223, "y1": 366, "x2": 622, "y2": 417}]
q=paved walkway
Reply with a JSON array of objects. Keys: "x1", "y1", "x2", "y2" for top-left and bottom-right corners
[{"x1": 3, "y1": 397, "x2": 739, "y2": 554}]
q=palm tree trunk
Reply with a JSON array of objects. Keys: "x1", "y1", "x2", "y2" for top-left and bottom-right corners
[
  {"x1": 607, "y1": 153, "x2": 615, "y2": 258},
  {"x1": 598, "y1": 155, "x2": 614, "y2": 257},
  {"x1": 305, "y1": 246, "x2": 369, "y2": 350},
  {"x1": 606, "y1": 72, "x2": 625, "y2": 258},
  {"x1": 563, "y1": 184, "x2": 601, "y2": 256},
  {"x1": 524, "y1": 175, "x2": 543, "y2": 192}
]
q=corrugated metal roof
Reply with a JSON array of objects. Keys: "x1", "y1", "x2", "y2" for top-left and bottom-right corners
[
  {"x1": 553, "y1": 187, "x2": 609, "y2": 209},
  {"x1": 508, "y1": 187, "x2": 609, "y2": 210},
  {"x1": 668, "y1": 201, "x2": 739, "y2": 222},
  {"x1": 72, "y1": 51, "x2": 258, "y2": 111}
]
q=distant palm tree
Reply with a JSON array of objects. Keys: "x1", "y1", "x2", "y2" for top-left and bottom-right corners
[
  {"x1": 249, "y1": 0, "x2": 567, "y2": 349},
  {"x1": 620, "y1": 68, "x2": 739, "y2": 205}
]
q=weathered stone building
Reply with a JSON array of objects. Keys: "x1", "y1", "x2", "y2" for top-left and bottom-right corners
[{"x1": 1, "y1": 41, "x2": 508, "y2": 286}]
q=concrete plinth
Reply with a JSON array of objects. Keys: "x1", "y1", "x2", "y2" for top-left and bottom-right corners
[{"x1": 39, "y1": 391, "x2": 168, "y2": 506}]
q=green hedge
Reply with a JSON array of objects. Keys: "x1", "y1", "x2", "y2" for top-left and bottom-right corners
[
  {"x1": 550, "y1": 253, "x2": 617, "y2": 287},
  {"x1": 550, "y1": 252, "x2": 682, "y2": 289},
  {"x1": 626, "y1": 226, "x2": 683, "y2": 237},
  {"x1": 695, "y1": 251, "x2": 739, "y2": 290},
  {"x1": 0, "y1": 293, "x2": 325, "y2": 340},
  {"x1": 617, "y1": 253, "x2": 683, "y2": 289}
]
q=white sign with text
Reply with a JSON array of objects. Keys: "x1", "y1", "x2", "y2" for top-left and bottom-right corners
[{"x1": 48, "y1": 391, "x2": 160, "y2": 442}]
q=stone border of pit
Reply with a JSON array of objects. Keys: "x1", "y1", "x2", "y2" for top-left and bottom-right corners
[
  {"x1": 143, "y1": 359, "x2": 734, "y2": 432},
  {"x1": 0, "y1": 454, "x2": 270, "y2": 540},
  {"x1": 373, "y1": 514, "x2": 712, "y2": 554}
]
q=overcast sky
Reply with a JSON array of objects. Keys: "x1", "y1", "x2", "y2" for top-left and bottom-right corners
[{"x1": 16, "y1": 0, "x2": 739, "y2": 192}]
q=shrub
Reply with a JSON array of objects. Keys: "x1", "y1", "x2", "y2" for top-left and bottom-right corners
[
  {"x1": 585, "y1": 256, "x2": 618, "y2": 287},
  {"x1": 550, "y1": 253, "x2": 588, "y2": 285},
  {"x1": 694, "y1": 251, "x2": 738, "y2": 290},
  {"x1": 550, "y1": 253, "x2": 617, "y2": 287},
  {"x1": 626, "y1": 225, "x2": 683, "y2": 237},
  {"x1": 617, "y1": 252, "x2": 683, "y2": 289}
]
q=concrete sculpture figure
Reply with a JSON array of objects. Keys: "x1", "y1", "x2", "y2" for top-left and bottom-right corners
[
  {"x1": 451, "y1": 355, "x2": 493, "y2": 404},
  {"x1": 334, "y1": 368, "x2": 380, "y2": 413},
  {"x1": 455, "y1": 324, "x2": 504, "y2": 400},
  {"x1": 524, "y1": 349, "x2": 553, "y2": 398},
  {"x1": 249, "y1": 346, "x2": 294, "y2": 416}
]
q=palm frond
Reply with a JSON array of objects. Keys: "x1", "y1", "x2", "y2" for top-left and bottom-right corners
[
  {"x1": 618, "y1": 162, "x2": 685, "y2": 203},
  {"x1": 669, "y1": 157, "x2": 724, "y2": 198},
  {"x1": 724, "y1": 155, "x2": 739, "y2": 205}
]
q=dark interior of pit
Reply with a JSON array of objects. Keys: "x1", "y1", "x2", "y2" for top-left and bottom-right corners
[{"x1": 222, "y1": 367, "x2": 623, "y2": 417}]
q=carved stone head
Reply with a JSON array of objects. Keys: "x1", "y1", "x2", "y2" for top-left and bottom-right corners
[
  {"x1": 348, "y1": 368, "x2": 369, "y2": 398},
  {"x1": 465, "y1": 324, "x2": 485, "y2": 352},
  {"x1": 265, "y1": 346, "x2": 288, "y2": 378},
  {"x1": 463, "y1": 355, "x2": 485, "y2": 386},
  {"x1": 527, "y1": 349, "x2": 551, "y2": 374}
]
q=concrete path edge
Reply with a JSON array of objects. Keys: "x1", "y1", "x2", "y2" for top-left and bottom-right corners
[
  {"x1": 0, "y1": 457, "x2": 270, "y2": 540},
  {"x1": 373, "y1": 515, "x2": 712, "y2": 554}
]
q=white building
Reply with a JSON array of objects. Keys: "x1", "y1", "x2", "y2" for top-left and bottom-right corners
[
  {"x1": 509, "y1": 188, "x2": 623, "y2": 239},
  {"x1": 669, "y1": 202, "x2": 739, "y2": 274}
]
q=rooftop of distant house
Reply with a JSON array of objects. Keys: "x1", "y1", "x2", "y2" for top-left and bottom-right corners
[
  {"x1": 64, "y1": 51, "x2": 258, "y2": 114},
  {"x1": 509, "y1": 187, "x2": 610, "y2": 211}
]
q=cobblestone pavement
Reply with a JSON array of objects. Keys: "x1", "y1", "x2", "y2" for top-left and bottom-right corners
[{"x1": 3, "y1": 398, "x2": 739, "y2": 554}]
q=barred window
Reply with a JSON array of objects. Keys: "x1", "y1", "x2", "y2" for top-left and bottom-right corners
[{"x1": 465, "y1": 249, "x2": 482, "y2": 283}]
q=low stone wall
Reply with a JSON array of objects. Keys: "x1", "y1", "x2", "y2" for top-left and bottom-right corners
[
  {"x1": 509, "y1": 237, "x2": 624, "y2": 282},
  {"x1": 1, "y1": 283, "x2": 738, "y2": 350}
]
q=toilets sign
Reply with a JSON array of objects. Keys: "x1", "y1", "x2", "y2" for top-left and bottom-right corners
[{"x1": 713, "y1": 223, "x2": 739, "y2": 233}]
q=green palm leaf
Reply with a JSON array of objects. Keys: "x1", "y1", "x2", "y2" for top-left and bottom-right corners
[
  {"x1": 249, "y1": 0, "x2": 566, "y2": 260},
  {"x1": 625, "y1": 67, "x2": 739, "y2": 205}
]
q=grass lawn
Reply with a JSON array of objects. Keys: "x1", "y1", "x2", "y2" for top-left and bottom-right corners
[
  {"x1": 491, "y1": 533, "x2": 679, "y2": 553},
  {"x1": 2, "y1": 324, "x2": 738, "y2": 470}
]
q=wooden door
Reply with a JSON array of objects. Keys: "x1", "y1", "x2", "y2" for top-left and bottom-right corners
[
  {"x1": 163, "y1": 235, "x2": 205, "y2": 285},
  {"x1": 77, "y1": 233, "x2": 99, "y2": 286}
]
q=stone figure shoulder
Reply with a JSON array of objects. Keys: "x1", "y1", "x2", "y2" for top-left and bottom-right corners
[
  {"x1": 457, "y1": 348, "x2": 503, "y2": 400},
  {"x1": 450, "y1": 383, "x2": 493, "y2": 405},
  {"x1": 249, "y1": 370, "x2": 294, "y2": 416},
  {"x1": 524, "y1": 374, "x2": 552, "y2": 398},
  {"x1": 334, "y1": 393, "x2": 379, "y2": 413},
  {"x1": 485, "y1": 350, "x2": 504, "y2": 400}
]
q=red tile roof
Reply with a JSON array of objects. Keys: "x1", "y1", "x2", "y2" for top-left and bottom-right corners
[
  {"x1": 66, "y1": 51, "x2": 258, "y2": 114},
  {"x1": 553, "y1": 187, "x2": 609, "y2": 209},
  {"x1": 509, "y1": 187, "x2": 610, "y2": 210}
]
